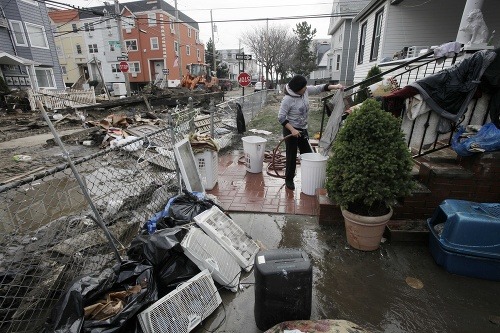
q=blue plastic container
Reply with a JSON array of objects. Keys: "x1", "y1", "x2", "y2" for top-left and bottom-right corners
[{"x1": 427, "y1": 199, "x2": 500, "y2": 280}]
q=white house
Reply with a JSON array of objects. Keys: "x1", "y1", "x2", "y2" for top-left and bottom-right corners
[
  {"x1": 327, "y1": 0, "x2": 370, "y2": 85},
  {"x1": 352, "y1": 0, "x2": 499, "y2": 83}
]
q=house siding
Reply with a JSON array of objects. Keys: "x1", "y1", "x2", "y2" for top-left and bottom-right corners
[
  {"x1": 340, "y1": 19, "x2": 359, "y2": 85},
  {"x1": 353, "y1": 0, "x2": 500, "y2": 84},
  {"x1": 1, "y1": 0, "x2": 64, "y2": 89}
]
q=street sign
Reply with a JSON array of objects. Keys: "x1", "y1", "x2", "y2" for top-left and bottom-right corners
[
  {"x1": 119, "y1": 61, "x2": 129, "y2": 73},
  {"x1": 237, "y1": 72, "x2": 251, "y2": 87},
  {"x1": 236, "y1": 54, "x2": 252, "y2": 60},
  {"x1": 162, "y1": 68, "x2": 169, "y2": 75},
  {"x1": 117, "y1": 56, "x2": 128, "y2": 61}
]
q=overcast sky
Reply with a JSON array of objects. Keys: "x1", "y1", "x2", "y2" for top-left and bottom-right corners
[{"x1": 68, "y1": 0, "x2": 333, "y2": 51}]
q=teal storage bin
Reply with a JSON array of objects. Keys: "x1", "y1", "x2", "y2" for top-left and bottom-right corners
[{"x1": 427, "y1": 199, "x2": 500, "y2": 280}]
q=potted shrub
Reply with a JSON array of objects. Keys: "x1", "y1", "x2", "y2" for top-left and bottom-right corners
[{"x1": 325, "y1": 98, "x2": 415, "y2": 251}]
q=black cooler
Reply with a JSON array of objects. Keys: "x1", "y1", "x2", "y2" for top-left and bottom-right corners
[{"x1": 254, "y1": 248, "x2": 312, "y2": 331}]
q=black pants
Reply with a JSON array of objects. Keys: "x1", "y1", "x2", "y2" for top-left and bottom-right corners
[{"x1": 283, "y1": 127, "x2": 312, "y2": 181}]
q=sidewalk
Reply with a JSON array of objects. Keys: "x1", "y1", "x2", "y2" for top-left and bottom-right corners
[{"x1": 206, "y1": 150, "x2": 318, "y2": 215}]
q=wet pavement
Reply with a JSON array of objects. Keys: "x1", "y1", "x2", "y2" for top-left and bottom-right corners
[{"x1": 193, "y1": 213, "x2": 500, "y2": 333}]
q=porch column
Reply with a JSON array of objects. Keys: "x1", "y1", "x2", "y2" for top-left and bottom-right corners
[{"x1": 456, "y1": 0, "x2": 484, "y2": 44}]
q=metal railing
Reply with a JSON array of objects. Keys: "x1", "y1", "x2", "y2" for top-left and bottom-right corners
[
  {"x1": 320, "y1": 50, "x2": 490, "y2": 158},
  {"x1": 0, "y1": 89, "x2": 270, "y2": 333}
]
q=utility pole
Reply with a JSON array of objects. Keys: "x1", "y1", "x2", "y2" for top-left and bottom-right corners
[
  {"x1": 114, "y1": 0, "x2": 131, "y2": 97},
  {"x1": 175, "y1": 0, "x2": 182, "y2": 79},
  {"x1": 210, "y1": 10, "x2": 216, "y2": 76}
]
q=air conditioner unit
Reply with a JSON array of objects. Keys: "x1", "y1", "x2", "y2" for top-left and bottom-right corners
[
  {"x1": 194, "y1": 206, "x2": 260, "y2": 272},
  {"x1": 181, "y1": 227, "x2": 241, "y2": 292},
  {"x1": 170, "y1": 27, "x2": 175, "y2": 34},
  {"x1": 138, "y1": 270, "x2": 221, "y2": 333},
  {"x1": 131, "y1": 72, "x2": 137, "y2": 77},
  {"x1": 126, "y1": 28, "x2": 131, "y2": 33}
]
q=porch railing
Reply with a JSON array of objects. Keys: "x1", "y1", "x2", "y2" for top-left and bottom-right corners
[
  {"x1": 320, "y1": 49, "x2": 490, "y2": 158},
  {"x1": 27, "y1": 87, "x2": 97, "y2": 111}
]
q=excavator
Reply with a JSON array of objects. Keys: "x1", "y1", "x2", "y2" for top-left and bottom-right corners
[{"x1": 180, "y1": 63, "x2": 220, "y2": 91}]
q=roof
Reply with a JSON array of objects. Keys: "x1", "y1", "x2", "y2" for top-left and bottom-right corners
[
  {"x1": 353, "y1": 0, "x2": 384, "y2": 22},
  {"x1": 78, "y1": 0, "x2": 199, "y2": 30},
  {"x1": 0, "y1": 52, "x2": 40, "y2": 66}
]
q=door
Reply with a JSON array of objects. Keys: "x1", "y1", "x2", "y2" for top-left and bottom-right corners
[{"x1": 151, "y1": 60, "x2": 165, "y2": 82}]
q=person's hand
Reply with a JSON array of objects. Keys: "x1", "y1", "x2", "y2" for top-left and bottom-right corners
[{"x1": 291, "y1": 128, "x2": 301, "y2": 137}]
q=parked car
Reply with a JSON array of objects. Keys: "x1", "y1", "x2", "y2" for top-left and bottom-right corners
[
  {"x1": 254, "y1": 81, "x2": 265, "y2": 92},
  {"x1": 219, "y1": 79, "x2": 233, "y2": 91}
]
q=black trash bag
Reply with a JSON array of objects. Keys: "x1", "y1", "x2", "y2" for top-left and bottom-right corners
[
  {"x1": 167, "y1": 190, "x2": 222, "y2": 224},
  {"x1": 127, "y1": 228, "x2": 200, "y2": 297},
  {"x1": 44, "y1": 260, "x2": 157, "y2": 333}
]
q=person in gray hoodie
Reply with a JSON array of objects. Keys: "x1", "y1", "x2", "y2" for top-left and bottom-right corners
[{"x1": 278, "y1": 75, "x2": 343, "y2": 190}]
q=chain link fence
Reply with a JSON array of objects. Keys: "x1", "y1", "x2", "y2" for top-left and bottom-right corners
[{"x1": 0, "y1": 90, "x2": 269, "y2": 333}]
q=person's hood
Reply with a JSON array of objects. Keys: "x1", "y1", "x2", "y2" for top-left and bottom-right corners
[{"x1": 285, "y1": 84, "x2": 301, "y2": 97}]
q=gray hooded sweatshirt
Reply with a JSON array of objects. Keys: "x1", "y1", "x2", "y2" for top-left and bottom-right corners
[{"x1": 278, "y1": 83, "x2": 329, "y2": 129}]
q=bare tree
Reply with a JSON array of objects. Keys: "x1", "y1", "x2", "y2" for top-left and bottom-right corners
[{"x1": 242, "y1": 24, "x2": 296, "y2": 88}]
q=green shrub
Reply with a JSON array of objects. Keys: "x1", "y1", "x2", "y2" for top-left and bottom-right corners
[
  {"x1": 0, "y1": 76, "x2": 10, "y2": 94},
  {"x1": 325, "y1": 98, "x2": 415, "y2": 216},
  {"x1": 353, "y1": 65, "x2": 382, "y2": 105}
]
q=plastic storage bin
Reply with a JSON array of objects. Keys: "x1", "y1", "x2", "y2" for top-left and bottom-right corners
[
  {"x1": 254, "y1": 248, "x2": 312, "y2": 331},
  {"x1": 242, "y1": 136, "x2": 267, "y2": 173},
  {"x1": 195, "y1": 150, "x2": 218, "y2": 190},
  {"x1": 194, "y1": 206, "x2": 260, "y2": 272},
  {"x1": 427, "y1": 199, "x2": 500, "y2": 280},
  {"x1": 300, "y1": 153, "x2": 328, "y2": 195}
]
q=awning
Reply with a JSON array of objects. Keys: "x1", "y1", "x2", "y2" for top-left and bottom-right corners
[{"x1": 0, "y1": 52, "x2": 40, "y2": 66}]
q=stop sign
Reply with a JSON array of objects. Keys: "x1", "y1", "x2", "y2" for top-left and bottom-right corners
[
  {"x1": 237, "y1": 72, "x2": 251, "y2": 87},
  {"x1": 119, "y1": 61, "x2": 129, "y2": 73}
]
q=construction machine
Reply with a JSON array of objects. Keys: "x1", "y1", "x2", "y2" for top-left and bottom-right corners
[{"x1": 180, "y1": 63, "x2": 220, "y2": 91}]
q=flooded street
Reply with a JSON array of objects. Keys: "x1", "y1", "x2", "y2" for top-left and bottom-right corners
[{"x1": 195, "y1": 213, "x2": 500, "y2": 333}]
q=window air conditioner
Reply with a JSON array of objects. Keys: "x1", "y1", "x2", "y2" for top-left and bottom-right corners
[
  {"x1": 126, "y1": 28, "x2": 131, "y2": 33},
  {"x1": 170, "y1": 27, "x2": 175, "y2": 34},
  {"x1": 131, "y1": 72, "x2": 137, "y2": 77}
]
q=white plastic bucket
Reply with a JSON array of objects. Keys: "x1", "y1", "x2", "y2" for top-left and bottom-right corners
[
  {"x1": 242, "y1": 136, "x2": 267, "y2": 173},
  {"x1": 300, "y1": 153, "x2": 328, "y2": 195}
]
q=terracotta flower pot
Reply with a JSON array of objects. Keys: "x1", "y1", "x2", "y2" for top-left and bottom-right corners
[{"x1": 341, "y1": 208, "x2": 393, "y2": 251}]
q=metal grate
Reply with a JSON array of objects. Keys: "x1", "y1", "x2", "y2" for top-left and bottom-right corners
[
  {"x1": 181, "y1": 227, "x2": 241, "y2": 292},
  {"x1": 194, "y1": 206, "x2": 260, "y2": 272},
  {"x1": 138, "y1": 269, "x2": 221, "y2": 333}
]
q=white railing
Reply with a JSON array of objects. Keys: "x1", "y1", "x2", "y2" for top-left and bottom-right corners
[{"x1": 27, "y1": 87, "x2": 97, "y2": 111}]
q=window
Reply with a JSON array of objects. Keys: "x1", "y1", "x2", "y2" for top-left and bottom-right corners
[
  {"x1": 170, "y1": 20, "x2": 175, "y2": 32},
  {"x1": 56, "y1": 45, "x2": 63, "y2": 57},
  {"x1": 106, "y1": 20, "x2": 112, "y2": 30},
  {"x1": 125, "y1": 17, "x2": 135, "y2": 28},
  {"x1": 150, "y1": 37, "x2": 159, "y2": 50},
  {"x1": 61, "y1": 66, "x2": 67, "y2": 75},
  {"x1": 9, "y1": 20, "x2": 27, "y2": 46},
  {"x1": 336, "y1": 54, "x2": 341, "y2": 70},
  {"x1": 111, "y1": 64, "x2": 120, "y2": 73},
  {"x1": 186, "y1": 45, "x2": 190, "y2": 56},
  {"x1": 125, "y1": 40, "x2": 138, "y2": 51},
  {"x1": 174, "y1": 41, "x2": 179, "y2": 55},
  {"x1": 339, "y1": 33, "x2": 342, "y2": 43},
  {"x1": 84, "y1": 22, "x2": 94, "y2": 31},
  {"x1": 76, "y1": 44, "x2": 82, "y2": 54},
  {"x1": 358, "y1": 22, "x2": 367, "y2": 64},
  {"x1": 35, "y1": 68, "x2": 55, "y2": 88},
  {"x1": 72, "y1": 23, "x2": 78, "y2": 32},
  {"x1": 88, "y1": 44, "x2": 98, "y2": 53},
  {"x1": 148, "y1": 13, "x2": 156, "y2": 26},
  {"x1": 188, "y1": 28, "x2": 192, "y2": 38},
  {"x1": 129, "y1": 62, "x2": 140, "y2": 73},
  {"x1": 195, "y1": 31, "x2": 199, "y2": 42},
  {"x1": 370, "y1": 10, "x2": 384, "y2": 61},
  {"x1": 109, "y1": 43, "x2": 115, "y2": 52},
  {"x1": 329, "y1": 58, "x2": 333, "y2": 70},
  {"x1": 196, "y1": 48, "x2": 200, "y2": 59},
  {"x1": 25, "y1": 23, "x2": 48, "y2": 48}
]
